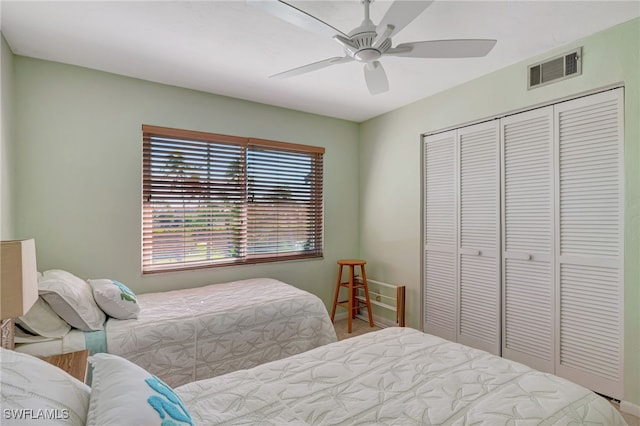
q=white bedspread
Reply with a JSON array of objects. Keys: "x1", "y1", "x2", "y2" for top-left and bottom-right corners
[
  {"x1": 16, "y1": 278, "x2": 337, "y2": 388},
  {"x1": 106, "y1": 278, "x2": 336, "y2": 387},
  {"x1": 176, "y1": 327, "x2": 626, "y2": 425}
]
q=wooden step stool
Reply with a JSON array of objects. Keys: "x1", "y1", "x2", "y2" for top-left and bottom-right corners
[{"x1": 330, "y1": 259, "x2": 375, "y2": 333}]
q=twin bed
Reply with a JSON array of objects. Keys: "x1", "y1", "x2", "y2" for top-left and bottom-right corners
[
  {"x1": 177, "y1": 327, "x2": 626, "y2": 424},
  {"x1": 15, "y1": 276, "x2": 337, "y2": 387},
  {"x1": 2, "y1": 327, "x2": 626, "y2": 425}
]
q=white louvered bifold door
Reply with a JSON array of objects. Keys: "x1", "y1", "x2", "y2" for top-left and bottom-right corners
[
  {"x1": 457, "y1": 121, "x2": 501, "y2": 355},
  {"x1": 423, "y1": 130, "x2": 458, "y2": 341},
  {"x1": 555, "y1": 88, "x2": 624, "y2": 399},
  {"x1": 501, "y1": 107, "x2": 555, "y2": 373}
]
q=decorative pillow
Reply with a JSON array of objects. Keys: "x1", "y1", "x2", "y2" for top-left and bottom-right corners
[
  {"x1": 87, "y1": 353, "x2": 194, "y2": 426},
  {"x1": 38, "y1": 269, "x2": 106, "y2": 331},
  {"x1": 16, "y1": 296, "x2": 71, "y2": 338},
  {"x1": 88, "y1": 279, "x2": 140, "y2": 320},
  {"x1": 0, "y1": 347, "x2": 91, "y2": 426}
]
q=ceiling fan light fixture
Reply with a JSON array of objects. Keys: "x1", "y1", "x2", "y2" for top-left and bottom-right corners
[{"x1": 354, "y1": 48, "x2": 382, "y2": 63}]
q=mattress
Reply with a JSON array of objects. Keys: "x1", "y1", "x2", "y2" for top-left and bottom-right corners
[
  {"x1": 176, "y1": 327, "x2": 626, "y2": 425},
  {"x1": 16, "y1": 278, "x2": 337, "y2": 387}
]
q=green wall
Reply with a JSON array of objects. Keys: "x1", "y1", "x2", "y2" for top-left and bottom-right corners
[
  {"x1": 359, "y1": 18, "x2": 640, "y2": 405},
  {"x1": 1, "y1": 35, "x2": 15, "y2": 240},
  {"x1": 11, "y1": 56, "x2": 360, "y2": 308}
]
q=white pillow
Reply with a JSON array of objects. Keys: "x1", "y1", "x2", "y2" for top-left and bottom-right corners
[
  {"x1": 16, "y1": 296, "x2": 71, "y2": 338},
  {"x1": 14, "y1": 328, "x2": 57, "y2": 344},
  {"x1": 0, "y1": 347, "x2": 90, "y2": 426},
  {"x1": 88, "y1": 279, "x2": 140, "y2": 320},
  {"x1": 87, "y1": 353, "x2": 194, "y2": 426},
  {"x1": 38, "y1": 269, "x2": 106, "y2": 331}
]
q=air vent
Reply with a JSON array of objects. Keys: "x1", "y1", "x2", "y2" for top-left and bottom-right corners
[{"x1": 528, "y1": 48, "x2": 582, "y2": 89}]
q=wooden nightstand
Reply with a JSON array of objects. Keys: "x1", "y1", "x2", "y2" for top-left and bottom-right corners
[{"x1": 41, "y1": 350, "x2": 90, "y2": 383}]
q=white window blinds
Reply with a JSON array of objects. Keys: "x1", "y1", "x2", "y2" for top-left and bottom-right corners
[{"x1": 142, "y1": 125, "x2": 324, "y2": 274}]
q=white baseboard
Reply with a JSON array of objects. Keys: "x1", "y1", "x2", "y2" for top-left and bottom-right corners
[
  {"x1": 620, "y1": 400, "x2": 640, "y2": 417},
  {"x1": 355, "y1": 313, "x2": 398, "y2": 328},
  {"x1": 332, "y1": 311, "x2": 347, "y2": 321},
  {"x1": 332, "y1": 311, "x2": 399, "y2": 329}
]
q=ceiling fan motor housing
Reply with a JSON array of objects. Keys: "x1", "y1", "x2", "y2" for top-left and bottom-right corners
[{"x1": 348, "y1": 24, "x2": 391, "y2": 63}]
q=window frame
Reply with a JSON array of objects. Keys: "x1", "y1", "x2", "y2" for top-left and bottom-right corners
[{"x1": 142, "y1": 124, "x2": 324, "y2": 274}]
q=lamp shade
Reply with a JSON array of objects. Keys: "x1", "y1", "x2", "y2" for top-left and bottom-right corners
[{"x1": 0, "y1": 239, "x2": 38, "y2": 319}]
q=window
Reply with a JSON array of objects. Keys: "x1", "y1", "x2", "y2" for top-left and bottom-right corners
[{"x1": 142, "y1": 125, "x2": 324, "y2": 274}]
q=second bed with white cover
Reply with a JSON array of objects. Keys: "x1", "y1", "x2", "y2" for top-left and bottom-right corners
[
  {"x1": 177, "y1": 327, "x2": 626, "y2": 425},
  {"x1": 17, "y1": 278, "x2": 337, "y2": 387}
]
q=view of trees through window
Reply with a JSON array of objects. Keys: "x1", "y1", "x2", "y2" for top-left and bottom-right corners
[{"x1": 142, "y1": 125, "x2": 324, "y2": 273}]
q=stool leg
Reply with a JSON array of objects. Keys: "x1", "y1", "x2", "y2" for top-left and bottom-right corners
[
  {"x1": 347, "y1": 265, "x2": 354, "y2": 333},
  {"x1": 331, "y1": 264, "x2": 343, "y2": 322},
  {"x1": 351, "y1": 266, "x2": 359, "y2": 319},
  {"x1": 360, "y1": 265, "x2": 375, "y2": 327}
]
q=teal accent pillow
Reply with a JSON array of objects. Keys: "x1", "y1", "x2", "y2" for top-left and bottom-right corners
[
  {"x1": 145, "y1": 377, "x2": 193, "y2": 426},
  {"x1": 88, "y1": 279, "x2": 140, "y2": 320},
  {"x1": 87, "y1": 353, "x2": 193, "y2": 426}
]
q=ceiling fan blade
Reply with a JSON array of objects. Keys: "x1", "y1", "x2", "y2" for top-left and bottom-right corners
[
  {"x1": 364, "y1": 61, "x2": 389, "y2": 95},
  {"x1": 271, "y1": 56, "x2": 353, "y2": 79},
  {"x1": 247, "y1": 0, "x2": 347, "y2": 39},
  {"x1": 388, "y1": 39, "x2": 497, "y2": 58},
  {"x1": 376, "y1": 1, "x2": 434, "y2": 39}
]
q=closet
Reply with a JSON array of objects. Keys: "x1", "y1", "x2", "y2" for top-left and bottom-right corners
[{"x1": 423, "y1": 88, "x2": 624, "y2": 399}]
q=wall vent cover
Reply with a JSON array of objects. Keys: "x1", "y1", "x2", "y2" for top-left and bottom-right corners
[{"x1": 528, "y1": 47, "x2": 582, "y2": 89}]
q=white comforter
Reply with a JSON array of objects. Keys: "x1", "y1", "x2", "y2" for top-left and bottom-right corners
[
  {"x1": 17, "y1": 278, "x2": 337, "y2": 388},
  {"x1": 176, "y1": 327, "x2": 626, "y2": 425},
  {"x1": 105, "y1": 278, "x2": 337, "y2": 387}
]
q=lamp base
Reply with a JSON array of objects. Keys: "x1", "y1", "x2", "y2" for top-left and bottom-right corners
[{"x1": 1, "y1": 318, "x2": 15, "y2": 350}]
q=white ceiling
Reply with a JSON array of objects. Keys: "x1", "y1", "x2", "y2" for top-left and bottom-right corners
[{"x1": 1, "y1": 0, "x2": 639, "y2": 122}]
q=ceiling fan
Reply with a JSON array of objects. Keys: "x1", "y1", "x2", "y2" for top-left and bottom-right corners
[{"x1": 247, "y1": 0, "x2": 497, "y2": 95}]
